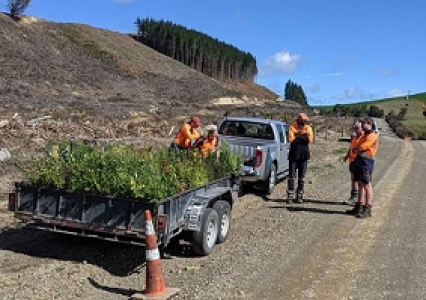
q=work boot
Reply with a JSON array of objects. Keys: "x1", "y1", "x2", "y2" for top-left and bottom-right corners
[
  {"x1": 343, "y1": 190, "x2": 358, "y2": 205},
  {"x1": 297, "y1": 179, "x2": 305, "y2": 194},
  {"x1": 287, "y1": 178, "x2": 295, "y2": 203},
  {"x1": 356, "y1": 205, "x2": 372, "y2": 218},
  {"x1": 296, "y1": 191, "x2": 304, "y2": 203},
  {"x1": 346, "y1": 202, "x2": 361, "y2": 215},
  {"x1": 287, "y1": 178, "x2": 295, "y2": 192},
  {"x1": 287, "y1": 190, "x2": 295, "y2": 202}
]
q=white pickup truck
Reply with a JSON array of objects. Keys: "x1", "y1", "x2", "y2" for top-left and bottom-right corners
[{"x1": 217, "y1": 117, "x2": 289, "y2": 195}]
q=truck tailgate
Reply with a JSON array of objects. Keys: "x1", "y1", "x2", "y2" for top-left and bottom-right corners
[{"x1": 220, "y1": 136, "x2": 273, "y2": 161}]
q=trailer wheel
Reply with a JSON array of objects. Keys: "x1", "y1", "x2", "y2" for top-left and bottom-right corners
[
  {"x1": 192, "y1": 208, "x2": 219, "y2": 256},
  {"x1": 213, "y1": 201, "x2": 231, "y2": 244}
]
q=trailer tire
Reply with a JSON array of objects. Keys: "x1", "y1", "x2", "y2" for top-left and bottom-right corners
[
  {"x1": 213, "y1": 201, "x2": 231, "y2": 244},
  {"x1": 192, "y1": 208, "x2": 219, "y2": 256}
]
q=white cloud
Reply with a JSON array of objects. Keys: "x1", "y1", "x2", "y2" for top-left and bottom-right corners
[
  {"x1": 332, "y1": 86, "x2": 361, "y2": 101},
  {"x1": 377, "y1": 68, "x2": 397, "y2": 77},
  {"x1": 259, "y1": 50, "x2": 301, "y2": 77},
  {"x1": 309, "y1": 84, "x2": 321, "y2": 94},
  {"x1": 325, "y1": 72, "x2": 343, "y2": 77},
  {"x1": 345, "y1": 86, "x2": 358, "y2": 97},
  {"x1": 387, "y1": 89, "x2": 404, "y2": 98}
]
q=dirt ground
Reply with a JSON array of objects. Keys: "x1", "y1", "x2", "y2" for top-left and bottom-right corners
[
  {"x1": 0, "y1": 132, "x2": 356, "y2": 300},
  {"x1": 0, "y1": 12, "x2": 365, "y2": 300}
]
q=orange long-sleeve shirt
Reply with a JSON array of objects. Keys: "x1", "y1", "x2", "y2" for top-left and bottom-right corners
[
  {"x1": 355, "y1": 131, "x2": 378, "y2": 158},
  {"x1": 288, "y1": 123, "x2": 313, "y2": 143},
  {"x1": 199, "y1": 137, "x2": 218, "y2": 157},
  {"x1": 347, "y1": 134, "x2": 363, "y2": 163},
  {"x1": 174, "y1": 123, "x2": 201, "y2": 149}
]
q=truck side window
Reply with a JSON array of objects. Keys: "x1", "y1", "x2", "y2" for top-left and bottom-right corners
[{"x1": 276, "y1": 124, "x2": 285, "y2": 143}]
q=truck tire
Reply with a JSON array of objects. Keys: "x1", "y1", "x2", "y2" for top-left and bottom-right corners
[
  {"x1": 238, "y1": 180, "x2": 245, "y2": 197},
  {"x1": 213, "y1": 201, "x2": 231, "y2": 244},
  {"x1": 192, "y1": 208, "x2": 219, "y2": 256},
  {"x1": 265, "y1": 163, "x2": 277, "y2": 195}
]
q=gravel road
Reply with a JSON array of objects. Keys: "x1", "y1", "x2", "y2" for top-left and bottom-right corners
[{"x1": 1, "y1": 120, "x2": 424, "y2": 300}]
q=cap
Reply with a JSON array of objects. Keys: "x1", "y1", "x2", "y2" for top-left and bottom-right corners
[
  {"x1": 205, "y1": 124, "x2": 217, "y2": 132},
  {"x1": 297, "y1": 112, "x2": 309, "y2": 122},
  {"x1": 191, "y1": 116, "x2": 201, "y2": 126}
]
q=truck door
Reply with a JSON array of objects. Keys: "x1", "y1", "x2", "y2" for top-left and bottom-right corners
[{"x1": 275, "y1": 124, "x2": 288, "y2": 173}]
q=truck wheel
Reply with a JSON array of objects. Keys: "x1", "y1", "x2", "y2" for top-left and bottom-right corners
[
  {"x1": 266, "y1": 163, "x2": 277, "y2": 195},
  {"x1": 213, "y1": 201, "x2": 231, "y2": 244},
  {"x1": 192, "y1": 208, "x2": 219, "y2": 256},
  {"x1": 238, "y1": 180, "x2": 245, "y2": 197}
]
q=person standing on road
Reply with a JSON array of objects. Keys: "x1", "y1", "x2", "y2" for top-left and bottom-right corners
[
  {"x1": 346, "y1": 117, "x2": 379, "y2": 218},
  {"x1": 287, "y1": 112, "x2": 314, "y2": 203},
  {"x1": 343, "y1": 121, "x2": 364, "y2": 205},
  {"x1": 170, "y1": 116, "x2": 202, "y2": 151}
]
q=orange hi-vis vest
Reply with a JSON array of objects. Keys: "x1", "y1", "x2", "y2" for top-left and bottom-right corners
[
  {"x1": 356, "y1": 131, "x2": 378, "y2": 158},
  {"x1": 348, "y1": 134, "x2": 363, "y2": 163},
  {"x1": 199, "y1": 137, "x2": 218, "y2": 157},
  {"x1": 174, "y1": 123, "x2": 201, "y2": 149},
  {"x1": 288, "y1": 123, "x2": 313, "y2": 143}
]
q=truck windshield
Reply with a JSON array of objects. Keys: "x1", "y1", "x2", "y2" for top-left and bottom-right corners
[{"x1": 218, "y1": 121, "x2": 274, "y2": 140}]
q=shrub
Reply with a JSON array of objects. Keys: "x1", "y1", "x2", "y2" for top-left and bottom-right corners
[
  {"x1": 7, "y1": 0, "x2": 31, "y2": 18},
  {"x1": 17, "y1": 141, "x2": 243, "y2": 202}
]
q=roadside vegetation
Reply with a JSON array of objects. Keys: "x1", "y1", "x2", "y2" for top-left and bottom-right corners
[{"x1": 313, "y1": 92, "x2": 426, "y2": 140}]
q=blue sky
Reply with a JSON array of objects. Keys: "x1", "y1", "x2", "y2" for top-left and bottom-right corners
[{"x1": 21, "y1": 0, "x2": 426, "y2": 106}]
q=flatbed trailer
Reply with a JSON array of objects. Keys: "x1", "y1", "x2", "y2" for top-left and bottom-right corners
[{"x1": 8, "y1": 176, "x2": 240, "y2": 256}]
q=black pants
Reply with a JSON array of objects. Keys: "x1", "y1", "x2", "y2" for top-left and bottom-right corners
[
  {"x1": 288, "y1": 159, "x2": 308, "y2": 192},
  {"x1": 169, "y1": 142, "x2": 186, "y2": 151}
]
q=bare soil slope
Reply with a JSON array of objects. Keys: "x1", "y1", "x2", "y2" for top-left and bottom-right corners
[
  {"x1": 0, "y1": 13, "x2": 297, "y2": 122},
  {"x1": 0, "y1": 12, "x2": 304, "y2": 197}
]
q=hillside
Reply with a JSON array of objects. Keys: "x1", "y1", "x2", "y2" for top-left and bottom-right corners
[
  {"x1": 314, "y1": 93, "x2": 426, "y2": 138},
  {"x1": 0, "y1": 13, "x2": 300, "y2": 127}
]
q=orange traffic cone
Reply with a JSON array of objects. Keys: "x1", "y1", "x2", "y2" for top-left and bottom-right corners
[{"x1": 131, "y1": 210, "x2": 179, "y2": 300}]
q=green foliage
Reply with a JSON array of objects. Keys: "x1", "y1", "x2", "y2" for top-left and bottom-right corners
[
  {"x1": 284, "y1": 79, "x2": 307, "y2": 106},
  {"x1": 333, "y1": 148, "x2": 347, "y2": 156},
  {"x1": 312, "y1": 92, "x2": 426, "y2": 139},
  {"x1": 134, "y1": 17, "x2": 257, "y2": 81},
  {"x1": 17, "y1": 141, "x2": 242, "y2": 202},
  {"x1": 368, "y1": 105, "x2": 385, "y2": 117},
  {"x1": 328, "y1": 104, "x2": 384, "y2": 118},
  {"x1": 7, "y1": 0, "x2": 31, "y2": 18},
  {"x1": 398, "y1": 107, "x2": 408, "y2": 118},
  {"x1": 59, "y1": 25, "x2": 115, "y2": 63},
  {"x1": 385, "y1": 108, "x2": 416, "y2": 138}
]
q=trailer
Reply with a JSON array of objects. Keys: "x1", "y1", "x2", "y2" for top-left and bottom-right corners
[{"x1": 8, "y1": 176, "x2": 240, "y2": 256}]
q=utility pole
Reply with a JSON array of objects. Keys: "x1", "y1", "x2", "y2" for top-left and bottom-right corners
[{"x1": 407, "y1": 90, "x2": 411, "y2": 100}]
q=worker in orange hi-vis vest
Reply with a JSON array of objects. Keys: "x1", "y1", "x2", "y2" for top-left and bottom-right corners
[
  {"x1": 346, "y1": 117, "x2": 379, "y2": 218},
  {"x1": 195, "y1": 125, "x2": 219, "y2": 158},
  {"x1": 287, "y1": 113, "x2": 313, "y2": 203},
  {"x1": 170, "y1": 116, "x2": 202, "y2": 151},
  {"x1": 343, "y1": 121, "x2": 364, "y2": 205}
]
